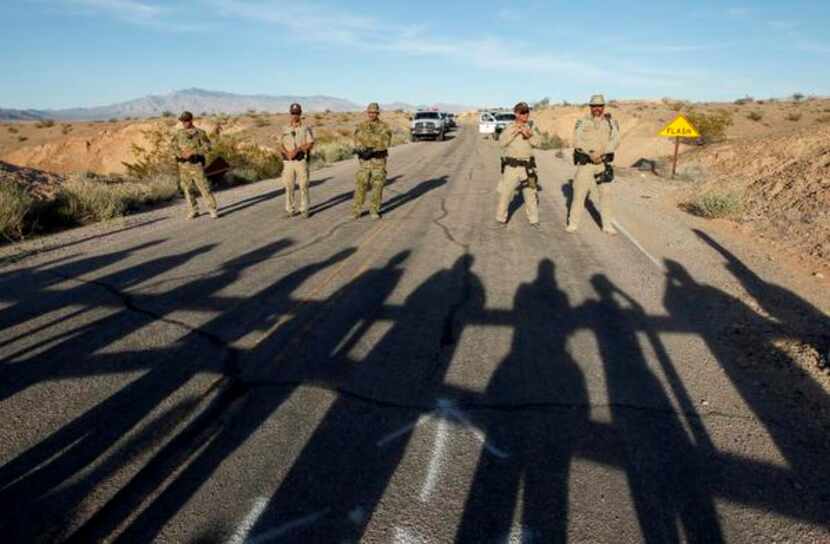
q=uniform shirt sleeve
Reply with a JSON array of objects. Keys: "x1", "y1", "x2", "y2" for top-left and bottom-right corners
[
  {"x1": 574, "y1": 118, "x2": 590, "y2": 154},
  {"x1": 305, "y1": 127, "x2": 315, "y2": 146},
  {"x1": 605, "y1": 118, "x2": 621, "y2": 153},
  {"x1": 171, "y1": 131, "x2": 181, "y2": 157},
  {"x1": 198, "y1": 130, "x2": 212, "y2": 154},
  {"x1": 499, "y1": 124, "x2": 521, "y2": 148}
]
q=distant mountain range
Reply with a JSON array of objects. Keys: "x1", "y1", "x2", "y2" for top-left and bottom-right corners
[{"x1": 0, "y1": 89, "x2": 475, "y2": 121}]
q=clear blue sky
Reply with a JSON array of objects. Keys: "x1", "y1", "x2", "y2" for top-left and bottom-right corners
[{"x1": 2, "y1": 0, "x2": 829, "y2": 109}]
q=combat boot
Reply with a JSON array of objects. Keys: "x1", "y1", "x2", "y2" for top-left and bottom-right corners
[
  {"x1": 186, "y1": 210, "x2": 199, "y2": 220},
  {"x1": 209, "y1": 209, "x2": 219, "y2": 219},
  {"x1": 370, "y1": 211, "x2": 382, "y2": 220},
  {"x1": 602, "y1": 224, "x2": 618, "y2": 235},
  {"x1": 565, "y1": 224, "x2": 578, "y2": 233}
]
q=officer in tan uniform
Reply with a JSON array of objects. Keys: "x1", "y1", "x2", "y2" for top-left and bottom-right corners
[
  {"x1": 172, "y1": 111, "x2": 218, "y2": 219},
  {"x1": 280, "y1": 103, "x2": 315, "y2": 218},
  {"x1": 495, "y1": 101, "x2": 543, "y2": 227},
  {"x1": 567, "y1": 94, "x2": 621, "y2": 234}
]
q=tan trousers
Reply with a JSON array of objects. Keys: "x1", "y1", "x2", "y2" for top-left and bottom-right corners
[
  {"x1": 569, "y1": 163, "x2": 613, "y2": 228},
  {"x1": 496, "y1": 165, "x2": 539, "y2": 224},
  {"x1": 178, "y1": 163, "x2": 217, "y2": 212},
  {"x1": 282, "y1": 160, "x2": 310, "y2": 213}
]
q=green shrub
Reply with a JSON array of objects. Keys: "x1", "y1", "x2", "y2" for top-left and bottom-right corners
[
  {"x1": 35, "y1": 119, "x2": 55, "y2": 129},
  {"x1": 161, "y1": 111, "x2": 174, "y2": 118},
  {"x1": 0, "y1": 182, "x2": 33, "y2": 241},
  {"x1": 312, "y1": 141, "x2": 355, "y2": 165},
  {"x1": 685, "y1": 191, "x2": 743, "y2": 218},
  {"x1": 792, "y1": 93, "x2": 804, "y2": 102},
  {"x1": 54, "y1": 174, "x2": 179, "y2": 224},
  {"x1": 786, "y1": 112, "x2": 802, "y2": 122},
  {"x1": 734, "y1": 96, "x2": 754, "y2": 105},
  {"x1": 746, "y1": 111, "x2": 763, "y2": 122},
  {"x1": 684, "y1": 110, "x2": 733, "y2": 144},
  {"x1": 537, "y1": 131, "x2": 565, "y2": 150}
]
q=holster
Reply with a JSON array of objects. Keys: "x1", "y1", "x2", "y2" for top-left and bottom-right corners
[
  {"x1": 503, "y1": 157, "x2": 539, "y2": 190},
  {"x1": 356, "y1": 148, "x2": 389, "y2": 161},
  {"x1": 595, "y1": 162, "x2": 615, "y2": 184},
  {"x1": 573, "y1": 150, "x2": 591, "y2": 166}
]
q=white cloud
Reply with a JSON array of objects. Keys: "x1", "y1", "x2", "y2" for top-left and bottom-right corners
[{"x1": 68, "y1": 0, "x2": 162, "y2": 20}]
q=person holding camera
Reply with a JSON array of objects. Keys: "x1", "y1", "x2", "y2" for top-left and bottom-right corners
[
  {"x1": 567, "y1": 95, "x2": 620, "y2": 235},
  {"x1": 173, "y1": 111, "x2": 218, "y2": 220},
  {"x1": 280, "y1": 103, "x2": 315, "y2": 218}
]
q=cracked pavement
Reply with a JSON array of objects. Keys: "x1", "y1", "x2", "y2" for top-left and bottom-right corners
[{"x1": 1, "y1": 126, "x2": 830, "y2": 543}]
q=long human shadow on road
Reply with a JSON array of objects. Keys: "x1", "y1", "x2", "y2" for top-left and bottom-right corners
[
  {"x1": 0, "y1": 238, "x2": 299, "y2": 543},
  {"x1": 3, "y1": 220, "x2": 830, "y2": 542},
  {"x1": 308, "y1": 175, "x2": 403, "y2": 216},
  {"x1": 561, "y1": 181, "x2": 602, "y2": 229},
  {"x1": 457, "y1": 260, "x2": 589, "y2": 543},
  {"x1": 218, "y1": 176, "x2": 334, "y2": 217}
]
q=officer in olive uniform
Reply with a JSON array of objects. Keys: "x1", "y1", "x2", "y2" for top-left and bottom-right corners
[
  {"x1": 172, "y1": 111, "x2": 218, "y2": 219},
  {"x1": 353, "y1": 103, "x2": 392, "y2": 219},
  {"x1": 496, "y1": 101, "x2": 543, "y2": 226},
  {"x1": 280, "y1": 103, "x2": 315, "y2": 218},
  {"x1": 567, "y1": 94, "x2": 620, "y2": 234}
]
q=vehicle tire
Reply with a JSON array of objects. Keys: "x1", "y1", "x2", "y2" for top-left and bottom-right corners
[
  {"x1": 410, "y1": 134, "x2": 417, "y2": 143},
  {"x1": 439, "y1": 131, "x2": 445, "y2": 141}
]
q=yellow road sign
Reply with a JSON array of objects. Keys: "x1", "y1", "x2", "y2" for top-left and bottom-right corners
[{"x1": 658, "y1": 115, "x2": 700, "y2": 138}]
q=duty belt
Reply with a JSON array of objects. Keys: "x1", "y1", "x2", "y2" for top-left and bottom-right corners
[
  {"x1": 502, "y1": 156, "x2": 536, "y2": 169},
  {"x1": 176, "y1": 154, "x2": 206, "y2": 165}
]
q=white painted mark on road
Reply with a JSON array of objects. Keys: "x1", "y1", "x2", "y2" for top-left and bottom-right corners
[
  {"x1": 419, "y1": 416, "x2": 449, "y2": 502},
  {"x1": 394, "y1": 526, "x2": 430, "y2": 544},
  {"x1": 443, "y1": 404, "x2": 510, "y2": 459},
  {"x1": 376, "y1": 416, "x2": 430, "y2": 448},
  {"x1": 612, "y1": 219, "x2": 665, "y2": 272},
  {"x1": 502, "y1": 526, "x2": 540, "y2": 543},
  {"x1": 226, "y1": 497, "x2": 269, "y2": 544},
  {"x1": 246, "y1": 509, "x2": 329, "y2": 544}
]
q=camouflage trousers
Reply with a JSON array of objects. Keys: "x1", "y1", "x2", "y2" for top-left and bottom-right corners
[
  {"x1": 568, "y1": 163, "x2": 613, "y2": 229},
  {"x1": 178, "y1": 163, "x2": 217, "y2": 213},
  {"x1": 282, "y1": 160, "x2": 310, "y2": 214},
  {"x1": 353, "y1": 159, "x2": 386, "y2": 215},
  {"x1": 496, "y1": 165, "x2": 539, "y2": 224}
]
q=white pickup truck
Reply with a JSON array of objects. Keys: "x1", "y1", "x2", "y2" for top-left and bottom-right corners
[{"x1": 479, "y1": 111, "x2": 497, "y2": 136}]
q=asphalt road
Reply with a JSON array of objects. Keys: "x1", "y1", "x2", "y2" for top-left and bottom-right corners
[{"x1": 2, "y1": 126, "x2": 829, "y2": 543}]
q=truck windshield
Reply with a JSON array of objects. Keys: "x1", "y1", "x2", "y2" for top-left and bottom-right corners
[
  {"x1": 414, "y1": 112, "x2": 440, "y2": 120},
  {"x1": 495, "y1": 113, "x2": 516, "y2": 121}
]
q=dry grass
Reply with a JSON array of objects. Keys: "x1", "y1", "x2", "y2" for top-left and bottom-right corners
[
  {"x1": 54, "y1": 174, "x2": 179, "y2": 224},
  {"x1": 684, "y1": 191, "x2": 743, "y2": 218},
  {"x1": 0, "y1": 182, "x2": 33, "y2": 241}
]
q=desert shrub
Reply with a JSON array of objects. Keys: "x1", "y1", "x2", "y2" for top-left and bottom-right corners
[
  {"x1": 786, "y1": 112, "x2": 802, "y2": 122},
  {"x1": 17, "y1": 136, "x2": 28, "y2": 142},
  {"x1": 734, "y1": 96, "x2": 754, "y2": 105},
  {"x1": 537, "y1": 131, "x2": 565, "y2": 150},
  {"x1": 124, "y1": 125, "x2": 179, "y2": 178},
  {"x1": 207, "y1": 136, "x2": 283, "y2": 181},
  {"x1": 52, "y1": 174, "x2": 178, "y2": 224},
  {"x1": 254, "y1": 117, "x2": 271, "y2": 127},
  {"x1": 0, "y1": 182, "x2": 33, "y2": 241},
  {"x1": 792, "y1": 93, "x2": 804, "y2": 102},
  {"x1": 7, "y1": 126, "x2": 19, "y2": 134},
  {"x1": 312, "y1": 141, "x2": 355, "y2": 165},
  {"x1": 35, "y1": 119, "x2": 55, "y2": 129},
  {"x1": 313, "y1": 113, "x2": 324, "y2": 121},
  {"x1": 390, "y1": 129, "x2": 409, "y2": 146},
  {"x1": 816, "y1": 115, "x2": 830, "y2": 124},
  {"x1": 685, "y1": 191, "x2": 743, "y2": 218},
  {"x1": 108, "y1": 118, "x2": 118, "y2": 123},
  {"x1": 161, "y1": 111, "x2": 174, "y2": 118},
  {"x1": 684, "y1": 110, "x2": 733, "y2": 144},
  {"x1": 533, "y1": 97, "x2": 551, "y2": 109},
  {"x1": 746, "y1": 111, "x2": 763, "y2": 122}
]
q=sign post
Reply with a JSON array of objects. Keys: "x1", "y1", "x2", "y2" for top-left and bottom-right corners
[{"x1": 658, "y1": 115, "x2": 700, "y2": 178}]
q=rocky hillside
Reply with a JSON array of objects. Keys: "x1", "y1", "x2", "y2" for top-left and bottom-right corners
[{"x1": 0, "y1": 161, "x2": 64, "y2": 200}]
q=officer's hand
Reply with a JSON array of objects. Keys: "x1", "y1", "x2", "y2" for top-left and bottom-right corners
[
  {"x1": 520, "y1": 127, "x2": 533, "y2": 138},
  {"x1": 180, "y1": 150, "x2": 192, "y2": 159},
  {"x1": 590, "y1": 152, "x2": 602, "y2": 164}
]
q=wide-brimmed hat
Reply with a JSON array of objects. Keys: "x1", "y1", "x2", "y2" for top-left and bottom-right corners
[{"x1": 589, "y1": 95, "x2": 606, "y2": 106}]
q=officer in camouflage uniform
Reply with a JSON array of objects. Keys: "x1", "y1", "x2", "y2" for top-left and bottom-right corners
[
  {"x1": 567, "y1": 94, "x2": 620, "y2": 234},
  {"x1": 352, "y1": 102, "x2": 392, "y2": 219},
  {"x1": 280, "y1": 103, "x2": 315, "y2": 218},
  {"x1": 172, "y1": 111, "x2": 218, "y2": 219},
  {"x1": 496, "y1": 101, "x2": 544, "y2": 227}
]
